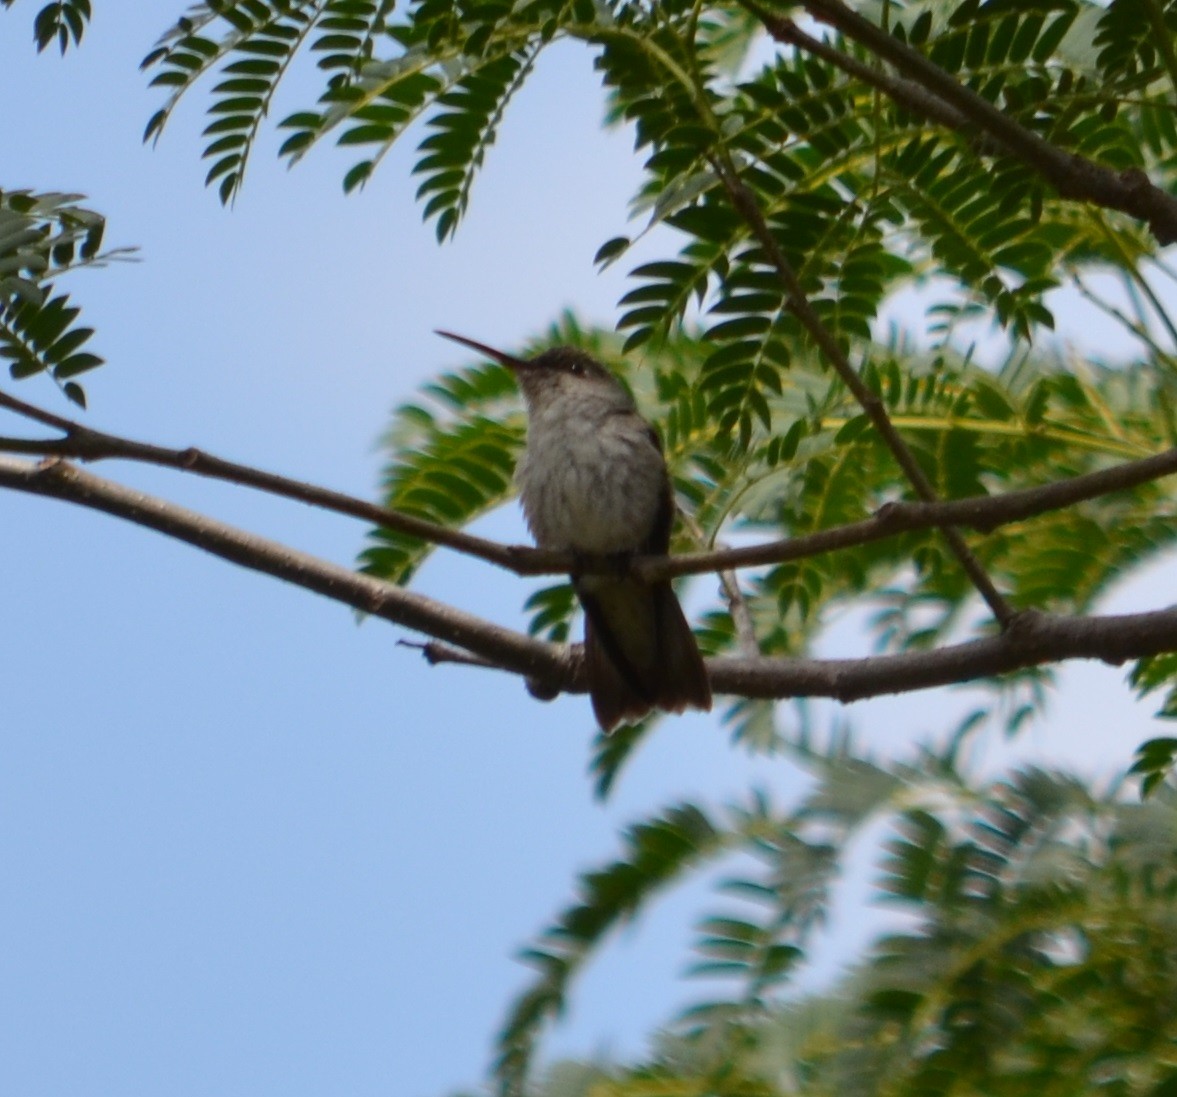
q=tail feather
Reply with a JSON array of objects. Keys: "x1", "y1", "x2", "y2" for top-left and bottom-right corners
[
  {"x1": 651, "y1": 581, "x2": 712, "y2": 714},
  {"x1": 578, "y1": 578, "x2": 711, "y2": 733}
]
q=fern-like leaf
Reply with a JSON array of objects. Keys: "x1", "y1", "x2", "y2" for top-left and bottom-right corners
[
  {"x1": 1, "y1": 0, "x2": 92, "y2": 53},
  {"x1": 0, "y1": 189, "x2": 126, "y2": 402},
  {"x1": 495, "y1": 801, "x2": 726, "y2": 1096}
]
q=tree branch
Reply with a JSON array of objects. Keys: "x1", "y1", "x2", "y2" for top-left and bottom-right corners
[
  {"x1": 640, "y1": 444, "x2": 1177, "y2": 580},
  {"x1": 746, "y1": 8, "x2": 991, "y2": 146},
  {"x1": 717, "y1": 606, "x2": 1177, "y2": 703},
  {"x1": 0, "y1": 454, "x2": 569, "y2": 688},
  {"x1": 780, "y1": 0, "x2": 1177, "y2": 245}
]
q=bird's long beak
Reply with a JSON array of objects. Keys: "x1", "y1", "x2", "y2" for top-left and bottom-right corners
[{"x1": 435, "y1": 330, "x2": 532, "y2": 371}]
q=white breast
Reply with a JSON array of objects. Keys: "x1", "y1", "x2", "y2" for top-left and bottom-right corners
[{"x1": 517, "y1": 398, "x2": 667, "y2": 554}]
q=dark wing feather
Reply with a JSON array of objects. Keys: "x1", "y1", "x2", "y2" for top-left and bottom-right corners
[{"x1": 640, "y1": 423, "x2": 674, "y2": 556}]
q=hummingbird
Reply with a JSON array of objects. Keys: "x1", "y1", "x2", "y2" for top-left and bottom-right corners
[{"x1": 437, "y1": 331, "x2": 712, "y2": 732}]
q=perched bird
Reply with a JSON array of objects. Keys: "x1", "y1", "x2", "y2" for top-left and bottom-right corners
[{"x1": 437, "y1": 331, "x2": 712, "y2": 731}]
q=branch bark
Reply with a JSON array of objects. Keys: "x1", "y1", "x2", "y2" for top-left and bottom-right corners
[
  {"x1": 718, "y1": 607, "x2": 1177, "y2": 703},
  {"x1": 4, "y1": 454, "x2": 1176, "y2": 709},
  {"x1": 641, "y1": 443, "x2": 1177, "y2": 579},
  {"x1": 748, "y1": 8, "x2": 984, "y2": 139}
]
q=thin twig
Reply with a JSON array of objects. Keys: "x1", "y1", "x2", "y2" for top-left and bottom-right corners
[
  {"x1": 718, "y1": 569, "x2": 760, "y2": 657},
  {"x1": 679, "y1": 508, "x2": 761, "y2": 656},
  {"x1": 1093, "y1": 213, "x2": 1177, "y2": 352},
  {"x1": 1071, "y1": 277, "x2": 1177, "y2": 366},
  {"x1": 398, "y1": 638, "x2": 501, "y2": 670}
]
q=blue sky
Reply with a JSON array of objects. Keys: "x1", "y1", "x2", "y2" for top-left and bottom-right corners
[{"x1": 0, "y1": 6, "x2": 1170, "y2": 1097}]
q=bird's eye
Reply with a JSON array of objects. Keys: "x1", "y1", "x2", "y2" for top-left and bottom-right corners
[{"x1": 568, "y1": 360, "x2": 584, "y2": 375}]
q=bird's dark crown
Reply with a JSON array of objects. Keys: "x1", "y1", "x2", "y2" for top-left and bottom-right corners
[{"x1": 528, "y1": 346, "x2": 613, "y2": 382}]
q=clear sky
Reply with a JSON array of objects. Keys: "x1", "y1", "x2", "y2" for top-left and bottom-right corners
[{"x1": 1, "y1": 7, "x2": 1170, "y2": 1097}]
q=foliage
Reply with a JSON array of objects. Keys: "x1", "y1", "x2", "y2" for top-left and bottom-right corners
[
  {"x1": 511, "y1": 757, "x2": 1177, "y2": 1097},
  {"x1": 496, "y1": 800, "x2": 728, "y2": 1093},
  {"x1": 1, "y1": 0, "x2": 92, "y2": 52},
  {"x1": 362, "y1": 351, "x2": 523, "y2": 585},
  {"x1": 303, "y1": 0, "x2": 1177, "y2": 1088},
  {"x1": 0, "y1": 188, "x2": 125, "y2": 406}
]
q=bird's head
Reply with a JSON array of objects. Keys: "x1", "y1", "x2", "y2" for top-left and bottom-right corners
[{"x1": 436, "y1": 331, "x2": 629, "y2": 412}]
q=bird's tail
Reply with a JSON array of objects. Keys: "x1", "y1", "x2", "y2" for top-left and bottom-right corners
[{"x1": 577, "y1": 577, "x2": 712, "y2": 733}]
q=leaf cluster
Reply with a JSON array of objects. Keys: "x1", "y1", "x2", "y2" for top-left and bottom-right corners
[
  {"x1": 360, "y1": 352, "x2": 522, "y2": 584},
  {"x1": 1, "y1": 0, "x2": 91, "y2": 52},
  {"x1": 1128, "y1": 653, "x2": 1177, "y2": 794},
  {"x1": 139, "y1": 0, "x2": 589, "y2": 224},
  {"x1": 0, "y1": 189, "x2": 124, "y2": 406},
  {"x1": 123, "y1": 0, "x2": 1177, "y2": 505},
  {"x1": 507, "y1": 753, "x2": 1177, "y2": 1097}
]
